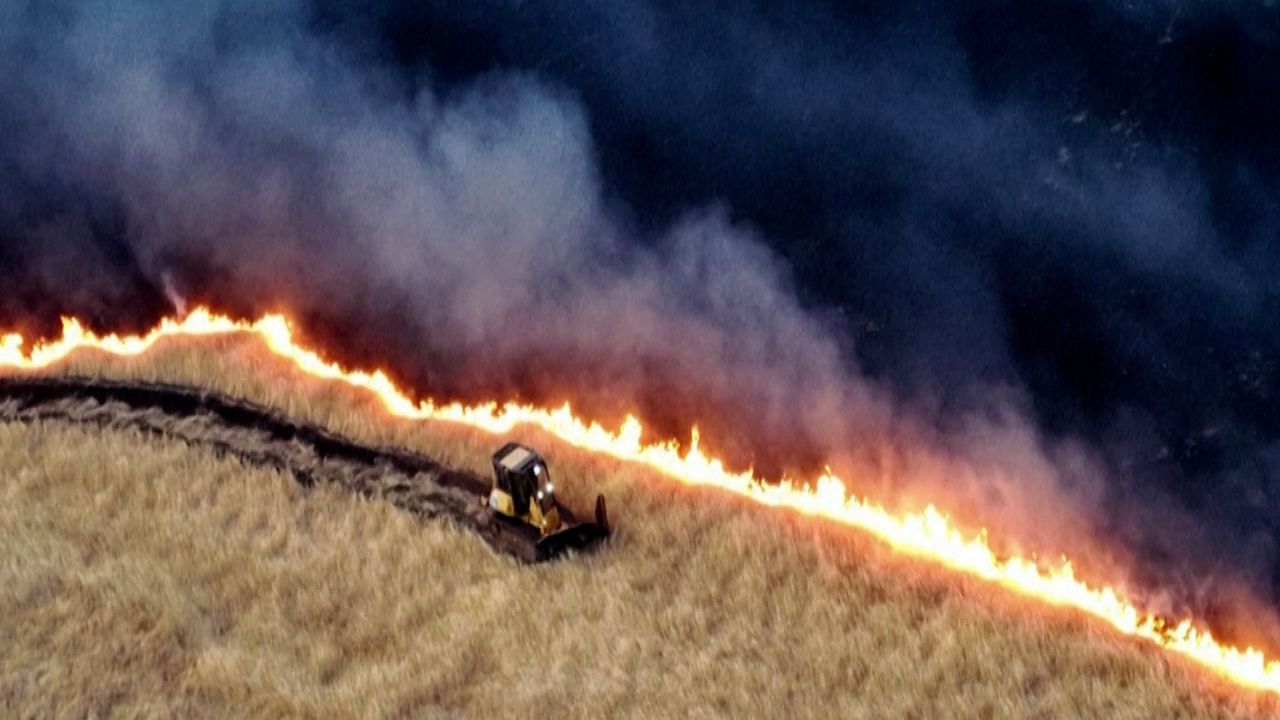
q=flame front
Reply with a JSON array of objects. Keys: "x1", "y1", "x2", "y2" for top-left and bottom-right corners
[{"x1": 3, "y1": 307, "x2": 1279, "y2": 694}]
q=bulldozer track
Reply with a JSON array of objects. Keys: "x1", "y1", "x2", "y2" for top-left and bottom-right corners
[{"x1": 0, "y1": 376, "x2": 578, "y2": 563}]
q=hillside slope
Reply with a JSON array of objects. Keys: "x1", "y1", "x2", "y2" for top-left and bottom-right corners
[{"x1": 1, "y1": 336, "x2": 1276, "y2": 718}]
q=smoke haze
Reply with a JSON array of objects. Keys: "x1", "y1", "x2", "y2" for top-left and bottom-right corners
[{"x1": 1, "y1": 0, "x2": 1277, "y2": 644}]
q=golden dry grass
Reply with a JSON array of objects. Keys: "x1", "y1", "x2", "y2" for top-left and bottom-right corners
[{"x1": 2, "y1": 335, "x2": 1278, "y2": 718}]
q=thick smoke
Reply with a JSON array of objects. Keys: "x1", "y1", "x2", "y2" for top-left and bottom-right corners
[
  {"x1": 321, "y1": 0, "x2": 1280, "y2": 629},
  {"x1": 0, "y1": 0, "x2": 897, "y2": 480},
  {"x1": 1, "y1": 0, "x2": 1277, "y2": 645}
]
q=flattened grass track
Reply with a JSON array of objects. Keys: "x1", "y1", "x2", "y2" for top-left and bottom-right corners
[{"x1": 0, "y1": 376, "x2": 588, "y2": 563}]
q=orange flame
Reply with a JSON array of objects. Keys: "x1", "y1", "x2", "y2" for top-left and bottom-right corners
[{"x1": 3, "y1": 307, "x2": 1279, "y2": 694}]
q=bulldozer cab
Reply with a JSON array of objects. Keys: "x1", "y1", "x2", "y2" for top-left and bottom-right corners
[
  {"x1": 491, "y1": 442, "x2": 556, "y2": 519},
  {"x1": 486, "y1": 441, "x2": 611, "y2": 560}
]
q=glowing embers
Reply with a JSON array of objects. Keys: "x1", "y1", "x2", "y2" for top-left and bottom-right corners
[{"x1": 3, "y1": 307, "x2": 1280, "y2": 694}]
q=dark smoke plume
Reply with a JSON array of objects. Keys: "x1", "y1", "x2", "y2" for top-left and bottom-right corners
[{"x1": 1, "y1": 0, "x2": 1278, "y2": 646}]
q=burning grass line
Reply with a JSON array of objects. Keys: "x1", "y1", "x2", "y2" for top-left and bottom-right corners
[{"x1": 2, "y1": 307, "x2": 1279, "y2": 695}]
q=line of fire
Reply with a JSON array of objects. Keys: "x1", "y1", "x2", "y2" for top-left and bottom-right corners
[{"x1": 3, "y1": 307, "x2": 1279, "y2": 696}]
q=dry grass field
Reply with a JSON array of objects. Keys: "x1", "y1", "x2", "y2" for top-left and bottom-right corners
[{"x1": 2, "y1": 334, "x2": 1278, "y2": 718}]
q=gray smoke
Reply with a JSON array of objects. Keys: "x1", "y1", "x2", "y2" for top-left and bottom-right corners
[{"x1": 1, "y1": 0, "x2": 1275, "y2": 647}]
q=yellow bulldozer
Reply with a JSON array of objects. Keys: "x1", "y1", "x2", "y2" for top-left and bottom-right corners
[{"x1": 487, "y1": 442, "x2": 609, "y2": 560}]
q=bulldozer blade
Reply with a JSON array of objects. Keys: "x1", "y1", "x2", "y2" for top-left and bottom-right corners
[
  {"x1": 534, "y1": 495, "x2": 611, "y2": 562},
  {"x1": 534, "y1": 522, "x2": 608, "y2": 562}
]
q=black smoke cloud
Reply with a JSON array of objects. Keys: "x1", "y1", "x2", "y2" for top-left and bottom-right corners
[{"x1": 2, "y1": 0, "x2": 1278, "y2": 641}]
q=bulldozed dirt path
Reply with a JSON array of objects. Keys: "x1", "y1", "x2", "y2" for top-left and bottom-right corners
[
  {"x1": 0, "y1": 376, "x2": 572, "y2": 563},
  {"x1": 5, "y1": 363, "x2": 1277, "y2": 718}
]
